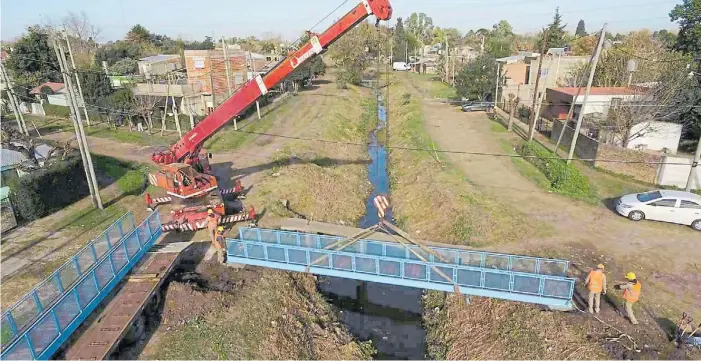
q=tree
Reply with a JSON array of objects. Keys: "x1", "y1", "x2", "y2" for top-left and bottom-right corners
[
  {"x1": 184, "y1": 36, "x2": 215, "y2": 50},
  {"x1": 78, "y1": 67, "x2": 113, "y2": 105},
  {"x1": 287, "y1": 33, "x2": 326, "y2": 91},
  {"x1": 454, "y1": 54, "x2": 503, "y2": 101},
  {"x1": 109, "y1": 58, "x2": 139, "y2": 75},
  {"x1": 327, "y1": 22, "x2": 380, "y2": 88},
  {"x1": 95, "y1": 40, "x2": 144, "y2": 66},
  {"x1": 4, "y1": 26, "x2": 62, "y2": 98},
  {"x1": 537, "y1": 8, "x2": 567, "y2": 51},
  {"x1": 62, "y1": 11, "x2": 100, "y2": 68},
  {"x1": 393, "y1": 17, "x2": 409, "y2": 61},
  {"x1": 570, "y1": 35, "x2": 597, "y2": 55},
  {"x1": 670, "y1": 0, "x2": 701, "y2": 59},
  {"x1": 126, "y1": 24, "x2": 151, "y2": 44},
  {"x1": 406, "y1": 12, "x2": 434, "y2": 49},
  {"x1": 575, "y1": 20, "x2": 587, "y2": 37},
  {"x1": 652, "y1": 29, "x2": 677, "y2": 49},
  {"x1": 485, "y1": 20, "x2": 514, "y2": 58}
]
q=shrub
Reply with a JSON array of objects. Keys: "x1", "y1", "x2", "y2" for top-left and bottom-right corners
[
  {"x1": 517, "y1": 104, "x2": 532, "y2": 120},
  {"x1": 520, "y1": 141, "x2": 597, "y2": 200},
  {"x1": 116, "y1": 170, "x2": 146, "y2": 195},
  {"x1": 9, "y1": 156, "x2": 89, "y2": 221}
]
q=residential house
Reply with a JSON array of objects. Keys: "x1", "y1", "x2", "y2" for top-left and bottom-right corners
[
  {"x1": 29, "y1": 82, "x2": 81, "y2": 107},
  {"x1": 544, "y1": 86, "x2": 683, "y2": 153},
  {"x1": 138, "y1": 55, "x2": 183, "y2": 78},
  {"x1": 497, "y1": 51, "x2": 589, "y2": 105}
]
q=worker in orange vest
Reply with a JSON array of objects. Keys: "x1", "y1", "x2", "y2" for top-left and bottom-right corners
[
  {"x1": 614, "y1": 272, "x2": 642, "y2": 325},
  {"x1": 584, "y1": 264, "x2": 607, "y2": 314},
  {"x1": 206, "y1": 209, "x2": 221, "y2": 244},
  {"x1": 214, "y1": 226, "x2": 226, "y2": 263}
]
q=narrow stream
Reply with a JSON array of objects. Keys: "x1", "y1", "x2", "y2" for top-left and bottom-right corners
[{"x1": 319, "y1": 85, "x2": 427, "y2": 359}]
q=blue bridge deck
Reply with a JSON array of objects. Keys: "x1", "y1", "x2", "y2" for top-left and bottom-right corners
[{"x1": 228, "y1": 228, "x2": 575, "y2": 309}]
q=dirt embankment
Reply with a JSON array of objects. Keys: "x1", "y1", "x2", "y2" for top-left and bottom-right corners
[{"x1": 385, "y1": 75, "x2": 545, "y2": 246}]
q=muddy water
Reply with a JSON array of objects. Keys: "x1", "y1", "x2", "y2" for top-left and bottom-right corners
[{"x1": 319, "y1": 89, "x2": 427, "y2": 359}]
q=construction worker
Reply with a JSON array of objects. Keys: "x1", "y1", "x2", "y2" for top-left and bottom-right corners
[
  {"x1": 584, "y1": 264, "x2": 607, "y2": 314},
  {"x1": 214, "y1": 226, "x2": 226, "y2": 263},
  {"x1": 206, "y1": 209, "x2": 221, "y2": 244},
  {"x1": 614, "y1": 272, "x2": 642, "y2": 325}
]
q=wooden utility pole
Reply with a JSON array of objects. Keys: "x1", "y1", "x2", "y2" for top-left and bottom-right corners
[
  {"x1": 53, "y1": 36, "x2": 102, "y2": 209},
  {"x1": 0, "y1": 62, "x2": 29, "y2": 135},
  {"x1": 170, "y1": 74, "x2": 182, "y2": 137},
  {"x1": 63, "y1": 28, "x2": 91, "y2": 126},
  {"x1": 494, "y1": 62, "x2": 501, "y2": 108},
  {"x1": 532, "y1": 56, "x2": 555, "y2": 131},
  {"x1": 686, "y1": 135, "x2": 701, "y2": 191},
  {"x1": 567, "y1": 24, "x2": 607, "y2": 164},
  {"x1": 209, "y1": 53, "x2": 216, "y2": 112},
  {"x1": 221, "y1": 38, "x2": 233, "y2": 97},
  {"x1": 528, "y1": 28, "x2": 548, "y2": 141}
]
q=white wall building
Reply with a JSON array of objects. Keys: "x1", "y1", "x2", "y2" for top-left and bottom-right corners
[{"x1": 624, "y1": 121, "x2": 683, "y2": 153}]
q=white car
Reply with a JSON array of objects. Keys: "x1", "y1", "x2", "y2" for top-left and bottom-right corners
[{"x1": 616, "y1": 190, "x2": 701, "y2": 231}]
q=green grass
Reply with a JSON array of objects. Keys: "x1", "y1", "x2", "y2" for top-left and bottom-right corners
[
  {"x1": 93, "y1": 154, "x2": 149, "y2": 195},
  {"x1": 406, "y1": 72, "x2": 457, "y2": 99},
  {"x1": 204, "y1": 95, "x2": 298, "y2": 152},
  {"x1": 50, "y1": 204, "x2": 127, "y2": 231},
  {"x1": 85, "y1": 126, "x2": 175, "y2": 147},
  {"x1": 490, "y1": 122, "x2": 508, "y2": 133},
  {"x1": 499, "y1": 140, "x2": 551, "y2": 190}
]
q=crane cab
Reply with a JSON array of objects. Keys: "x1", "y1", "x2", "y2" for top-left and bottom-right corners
[{"x1": 148, "y1": 163, "x2": 219, "y2": 199}]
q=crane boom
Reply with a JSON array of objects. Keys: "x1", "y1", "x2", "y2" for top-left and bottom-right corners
[{"x1": 152, "y1": 0, "x2": 392, "y2": 166}]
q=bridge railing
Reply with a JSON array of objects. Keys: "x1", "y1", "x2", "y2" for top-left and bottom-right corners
[
  {"x1": 238, "y1": 228, "x2": 569, "y2": 277},
  {"x1": 1, "y1": 212, "x2": 135, "y2": 350},
  {"x1": 234, "y1": 228, "x2": 575, "y2": 302},
  {"x1": 1, "y1": 211, "x2": 162, "y2": 360}
]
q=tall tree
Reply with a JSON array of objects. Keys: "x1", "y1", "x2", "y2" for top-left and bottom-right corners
[
  {"x1": 406, "y1": 12, "x2": 434, "y2": 48},
  {"x1": 575, "y1": 20, "x2": 587, "y2": 37},
  {"x1": 327, "y1": 22, "x2": 378, "y2": 88},
  {"x1": 126, "y1": 24, "x2": 151, "y2": 44},
  {"x1": 454, "y1": 54, "x2": 503, "y2": 101},
  {"x1": 486, "y1": 20, "x2": 514, "y2": 57},
  {"x1": 537, "y1": 7, "x2": 567, "y2": 51},
  {"x1": 4, "y1": 26, "x2": 62, "y2": 98},
  {"x1": 652, "y1": 29, "x2": 677, "y2": 49},
  {"x1": 393, "y1": 17, "x2": 409, "y2": 61},
  {"x1": 670, "y1": 0, "x2": 701, "y2": 59},
  {"x1": 570, "y1": 35, "x2": 597, "y2": 55}
]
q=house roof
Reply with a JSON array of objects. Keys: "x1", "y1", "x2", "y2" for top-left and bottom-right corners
[
  {"x1": 0, "y1": 50, "x2": 7, "y2": 62},
  {"x1": 139, "y1": 54, "x2": 180, "y2": 63},
  {"x1": 29, "y1": 82, "x2": 65, "y2": 95},
  {"x1": 1, "y1": 144, "x2": 54, "y2": 170},
  {"x1": 551, "y1": 87, "x2": 638, "y2": 96}
]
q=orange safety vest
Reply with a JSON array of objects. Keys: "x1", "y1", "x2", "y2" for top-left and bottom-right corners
[
  {"x1": 207, "y1": 214, "x2": 219, "y2": 228},
  {"x1": 587, "y1": 270, "x2": 604, "y2": 293},
  {"x1": 214, "y1": 233, "x2": 225, "y2": 249},
  {"x1": 623, "y1": 281, "x2": 642, "y2": 303}
]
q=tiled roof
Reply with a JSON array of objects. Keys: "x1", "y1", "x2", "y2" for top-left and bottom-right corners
[{"x1": 29, "y1": 82, "x2": 65, "y2": 94}]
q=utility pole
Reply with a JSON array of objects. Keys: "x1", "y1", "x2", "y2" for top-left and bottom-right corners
[
  {"x1": 532, "y1": 56, "x2": 555, "y2": 130},
  {"x1": 405, "y1": 40, "x2": 408, "y2": 63},
  {"x1": 528, "y1": 28, "x2": 548, "y2": 141},
  {"x1": 480, "y1": 35, "x2": 485, "y2": 54},
  {"x1": 63, "y1": 29, "x2": 91, "y2": 126},
  {"x1": 221, "y1": 38, "x2": 233, "y2": 97},
  {"x1": 52, "y1": 36, "x2": 102, "y2": 209},
  {"x1": 444, "y1": 36, "x2": 449, "y2": 84},
  {"x1": 208, "y1": 53, "x2": 216, "y2": 113},
  {"x1": 494, "y1": 62, "x2": 501, "y2": 108},
  {"x1": 0, "y1": 62, "x2": 29, "y2": 135},
  {"x1": 567, "y1": 24, "x2": 607, "y2": 164},
  {"x1": 169, "y1": 74, "x2": 182, "y2": 137},
  {"x1": 686, "y1": 136, "x2": 701, "y2": 192},
  {"x1": 250, "y1": 51, "x2": 261, "y2": 120}
]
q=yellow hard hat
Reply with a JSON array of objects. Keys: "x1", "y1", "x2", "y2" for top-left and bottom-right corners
[
  {"x1": 207, "y1": 209, "x2": 214, "y2": 214},
  {"x1": 217, "y1": 226, "x2": 224, "y2": 232},
  {"x1": 597, "y1": 264, "x2": 605, "y2": 270},
  {"x1": 625, "y1": 272, "x2": 636, "y2": 280}
]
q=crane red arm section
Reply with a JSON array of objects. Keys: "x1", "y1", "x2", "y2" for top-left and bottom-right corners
[{"x1": 153, "y1": 0, "x2": 392, "y2": 165}]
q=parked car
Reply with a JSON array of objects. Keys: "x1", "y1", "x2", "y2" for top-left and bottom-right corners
[
  {"x1": 392, "y1": 62, "x2": 411, "y2": 71},
  {"x1": 461, "y1": 101, "x2": 493, "y2": 112},
  {"x1": 615, "y1": 189, "x2": 701, "y2": 231}
]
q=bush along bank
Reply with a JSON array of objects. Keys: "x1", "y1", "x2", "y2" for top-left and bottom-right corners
[{"x1": 519, "y1": 141, "x2": 598, "y2": 202}]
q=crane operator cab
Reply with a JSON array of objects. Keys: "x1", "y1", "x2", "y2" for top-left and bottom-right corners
[{"x1": 148, "y1": 163, "x2": 219, "y2": 200}]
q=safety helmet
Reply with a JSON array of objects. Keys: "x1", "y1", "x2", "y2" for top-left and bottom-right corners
[
  {"x1": 597, "y1": 264, "x2": 605, "y2": 270},
  {"x1": 217, "y1": 226, "x2": 224, "y2": 232},
  {"x1": 207, "y1": 209, "x2": 214, "y2": 214},
  {"x1": 625, "y1": 272, "x2": 636, "y2": 280}
]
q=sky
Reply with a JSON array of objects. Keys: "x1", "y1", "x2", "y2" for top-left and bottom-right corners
[{"x1": 1, "y1": 0, "x2": 681, "y2": 42}]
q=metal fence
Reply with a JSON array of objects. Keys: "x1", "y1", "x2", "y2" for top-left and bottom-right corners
[
  {"x1": 1, "y1": 211, "x2": 162, "y2": 360},
  {"x1": 238, "y1": 228, "x2": 569, "y2": 276},
  {"x1": 233, "y1": 228, "x2": 575, "y2": 305}
]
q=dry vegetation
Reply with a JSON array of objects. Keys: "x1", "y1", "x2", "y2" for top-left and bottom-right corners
[
  {"x1": 596, "y1": 144, "x2": 661, "y2": 184},
  {"x1": 387, "y1": 76, "x2": 544, "y2": 246},
  {"x1": 247, "y1": 85, "x2": 372, "y2": 226},
  {"x1": 142, "y1": 269, "x2": 373, "y2": 359}
]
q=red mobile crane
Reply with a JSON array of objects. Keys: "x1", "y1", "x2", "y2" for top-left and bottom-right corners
[{"x1": 146, "y1": 0, "x2": 393, "y2": 232}]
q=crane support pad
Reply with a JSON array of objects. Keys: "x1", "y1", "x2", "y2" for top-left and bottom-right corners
[
  {"x1": 64, "y1": 243, "x2": 191, "y2": 360},
  {"x1": 161, "y1": 213, "x2": 249, "y2": 232}
]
